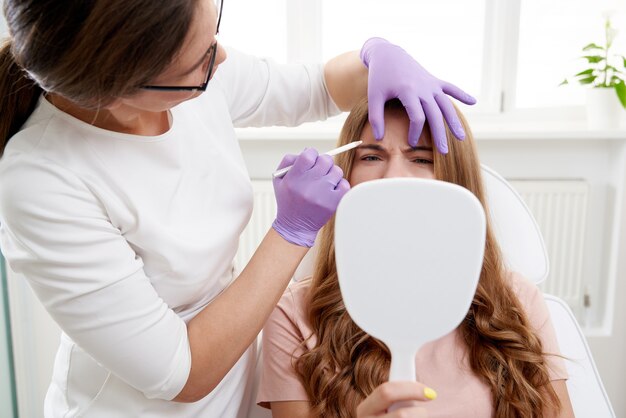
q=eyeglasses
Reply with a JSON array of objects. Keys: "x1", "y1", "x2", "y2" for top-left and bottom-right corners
[{"x1": 141, "y1": 0, "x2": 224, "y2": 92}]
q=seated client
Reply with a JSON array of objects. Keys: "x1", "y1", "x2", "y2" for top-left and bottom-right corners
[{"x1": 257, "y1": 99, "x2": 574, "y2": 418}]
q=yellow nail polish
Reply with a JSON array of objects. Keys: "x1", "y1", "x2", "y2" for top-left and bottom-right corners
[{"x1": 424, "y1": 387, "x2": 437, "y2": 400}]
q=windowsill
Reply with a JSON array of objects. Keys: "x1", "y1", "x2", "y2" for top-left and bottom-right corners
[
  {"x1": 236, "y1": 107, "x2": 626, "y2": 142},
  {"x1": 237, "y1": 125, "x2": 626, "y2": 142}
]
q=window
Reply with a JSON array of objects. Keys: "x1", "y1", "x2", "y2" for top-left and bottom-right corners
[
  {"x1": 321, "y1": 0, "x2": 486, "y2": 109},
  {"x1": 219, "y1": 0, "x2": 288, "y2": 62},
  {"x1": 516, "y1": 1, "x2": 626, "y2": 108},
  {"x1": 221, "y1": 0, "x2": 625, "y2": 114}
]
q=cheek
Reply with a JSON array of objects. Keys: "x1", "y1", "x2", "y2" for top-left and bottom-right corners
[
  {"x1": 125, "y1": 91, "x2": 200, "y2": 111},
  {"x1": 417, "y1": 167, "x2": 436, "y2": 179},
  {"x1": 405, "y1": 159, "x2": 435, "y2": 179},
  {"x1": 349, "y1": 164, "x2": 382, "y2": 186}
]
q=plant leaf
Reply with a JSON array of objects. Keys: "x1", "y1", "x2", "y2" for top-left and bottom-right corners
[
  {"x1": 582, "y1": 43, "x2": 604, "y2": 51},
  {"x1": 559, "y1": 79, "x2": 569, "y2": 86},
  {"x1": 578, "y1": 75, "x2": 597, "y2": 85},
  {"x1": 582, "y1": 55, "x2": 604, "y2": 63},
  {"x1": 615, "y1": 81, "x2": 626, "y2": 109},
  {"x1": 575, "y1": 69, "x2": 595, "y2": 77}
]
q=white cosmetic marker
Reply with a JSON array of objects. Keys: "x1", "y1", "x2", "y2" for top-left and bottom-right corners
[{"x1": 272, "y1": 140, "x2": 363, "y2": 178}]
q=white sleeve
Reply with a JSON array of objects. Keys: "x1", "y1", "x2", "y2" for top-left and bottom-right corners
[
  {"x1": 214, "y1": 47, "x2": 341, "y2": 128},
  {"x1": 0, "y1": 156, "x2": 191, "y2": 401}
]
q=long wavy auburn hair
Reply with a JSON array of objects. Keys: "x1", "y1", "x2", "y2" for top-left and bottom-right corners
[{"x1": 295, "y1": 99, "x2": 561, "y2": 418}]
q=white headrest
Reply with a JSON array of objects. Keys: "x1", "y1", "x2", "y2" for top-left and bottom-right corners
[{"x1": 481, "y1": 165, "x2": 549, "y2": 284}]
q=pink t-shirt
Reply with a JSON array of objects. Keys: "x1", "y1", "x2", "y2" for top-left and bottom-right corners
[{"x1": 257, "y1": 272, "x2": 568, "y2": 417}]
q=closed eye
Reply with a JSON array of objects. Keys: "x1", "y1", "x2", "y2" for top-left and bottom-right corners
[{"x1": 412, "y1": 157, "x2": 433, "y2": 164}]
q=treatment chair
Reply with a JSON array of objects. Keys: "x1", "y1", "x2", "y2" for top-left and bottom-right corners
[
  {"x1": 249, "y1": 165, "x2": 615, "y2": 417},
  {"x1": 480, "y1": 165, "x2": 614, "y2": 417}
]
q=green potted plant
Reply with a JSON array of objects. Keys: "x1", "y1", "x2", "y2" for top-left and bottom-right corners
[{"x1": 561, "y1": 16, "x2": 626, "y2": 128}]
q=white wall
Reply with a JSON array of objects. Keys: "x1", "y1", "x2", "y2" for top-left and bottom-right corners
[
  {"x1": 0, "y1": 259, "x2": 16, "y2": 418},
  {"x1": 5, "y1": 268, "x2": 60, "y2": 418},
  {"x1": 587, "y1": 198, "x2": 626, "y2": 415},
  {"x1": 1, "y1": 7, "x2": 16, "y2": 417}
]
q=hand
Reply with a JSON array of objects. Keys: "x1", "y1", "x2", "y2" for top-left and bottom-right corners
[
  {"x1": 356, "y1": 381, "x2": 435, "y2": 418},
  {"x1": 272, "y1": 148, "x2": 350, "y2": 247},
  {"x1": 360, "y1": 37, "x2": 477, "y2": 153}
]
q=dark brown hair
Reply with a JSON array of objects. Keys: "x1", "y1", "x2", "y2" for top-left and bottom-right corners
[
  {"x1": 296, "y1": 99, "x2": 561, "y2": 417},
  {"x1": 0, "y1": 0, "x2": 199, "y2": 155}
]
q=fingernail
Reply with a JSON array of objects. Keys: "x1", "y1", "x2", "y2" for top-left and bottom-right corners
[{"x1": 424, "y1": 387, "x2": 437, "y2": 400}]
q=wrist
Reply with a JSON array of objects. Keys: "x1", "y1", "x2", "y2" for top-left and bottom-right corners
[
  {"x1": 271, "y1": 219, "x2": 316, "y2": 248},
  {"x1": 359, "y1": 37, "x2": 390, "y2": 67}
]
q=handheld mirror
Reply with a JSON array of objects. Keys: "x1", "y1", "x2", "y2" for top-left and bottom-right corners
[{"x1": 335, "y1": 178, "x2": 486, "y2": 407}]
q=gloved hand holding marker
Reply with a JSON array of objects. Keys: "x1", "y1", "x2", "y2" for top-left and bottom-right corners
[
  {"x1": 272, "y1": 140, "x2": 363, "y2": 178},
  {"x1": 271, "y1": 147, "x2": 351, "y2": 247}
]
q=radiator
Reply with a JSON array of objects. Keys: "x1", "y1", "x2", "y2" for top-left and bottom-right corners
[
  {"x1": 236, "y1": 179, "x2": 589, "y2": 310},
  {"x1": 508, "y1": 179, "x2": 589, "y2": 310}
]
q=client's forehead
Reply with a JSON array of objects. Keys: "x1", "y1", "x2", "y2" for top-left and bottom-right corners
[{"x1": 362, "y1": 108, "x2": 434, "y2": 148}]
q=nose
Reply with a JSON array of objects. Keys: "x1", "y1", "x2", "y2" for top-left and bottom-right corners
[{"x1": 382, "y1": 159, "x2": 413, "y2": 179}]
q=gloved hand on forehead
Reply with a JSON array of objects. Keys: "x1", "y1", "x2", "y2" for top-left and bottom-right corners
[
  {"x1": 360, "y1": 37, "x2": 477, "y2": 154},
  {"x1": 272, "y1": 148, "x2": 350, "y2": 248}
]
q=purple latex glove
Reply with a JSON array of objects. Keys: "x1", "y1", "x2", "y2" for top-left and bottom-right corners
[
  {"x1": 360, "y1": 37, "x2": 477, "y2": 154},
  {"x1": 272, "y1": 148, "x2": 350, "y2": 247}
]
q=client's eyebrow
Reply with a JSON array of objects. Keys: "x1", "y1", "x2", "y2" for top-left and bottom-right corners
[{"x1": 357, "y1": 144, "x2": 432, "y2": 153}]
